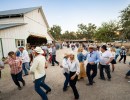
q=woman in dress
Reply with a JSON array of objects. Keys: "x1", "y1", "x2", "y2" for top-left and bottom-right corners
[
  {"x1": 68, "y1": 52, "x2": 80, "y2": 100},
  {"x1": 77, "y1": 47, "x2": 86, "y2": 80}
]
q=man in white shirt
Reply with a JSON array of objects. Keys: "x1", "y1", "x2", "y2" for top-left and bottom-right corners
[
  {"x1": 100, "y1": 45, "x2": 113, "y2": 81},
  {"x1": 30, "y1": 47, "x2": 51, "y2": 100},
  {"x1": 19, "y1": 47, "x2": 30, "y2": 76}
]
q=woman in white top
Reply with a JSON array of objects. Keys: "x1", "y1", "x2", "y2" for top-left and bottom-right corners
[
  {"x1": 68, "y1": 52, "x2": 80, "y2": 100},
  {"x1": 110, "y1": 48, "x2": 116, "y2": 72},
  {"x1": 61, "y1": 53, "x2": 70, "y2": 91}
]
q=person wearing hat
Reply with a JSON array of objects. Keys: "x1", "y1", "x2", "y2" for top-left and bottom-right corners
[
  {"x1": 99, "y1": 45, "x2": 113, "y2": 81},
  {"x1": 77, "y1": 47, "x2": 86, "y2": 80},
  {"x1": 119, "y1": 46, "x2": 127, "y2": 64},
  {"x1": 61, "y1": 53, "x2": 70, "y2": 91},
  {"x1": 19, "y1": 47, "x2": 30, "y2": 76},
  {"x1": 85, "y1": 45, "x2": 100, "y2": 86},
  {"x1": 30, "y1": 47, "x2": 51, "y2": 100},
  {"x1": 68, "y1": 51, "x2": 80, "y2": 100}
]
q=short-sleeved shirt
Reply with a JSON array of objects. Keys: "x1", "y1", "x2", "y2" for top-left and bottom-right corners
[
  {"x1": 7, "y1": 57, "x2": 22, "y2": 74},
  {"x1": 100, "y1": 51, "x2": 113, "y2": 65}
]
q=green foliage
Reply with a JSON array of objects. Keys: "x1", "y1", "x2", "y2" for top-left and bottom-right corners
[
  {"x1": 94, "y1": 21, "x2": 119, "y2": 43},
  {"x1": 120, "y1": 4, "x2": 130, "y2": 39},
  {"x1": 48, "y1": 25, "x2": 62, "y2": 40}
]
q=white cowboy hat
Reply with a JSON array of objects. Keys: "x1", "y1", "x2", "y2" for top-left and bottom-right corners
[
  {"x1": 70, "y1": 51, "x2": 75, "y2": 55},
  {"x1": 88, "y1": 45, "x2": 95, "y2": 49},
  {"x1": 64, "y1": 53, "x2": 68, "y2": 57},
  {"x1": 34, "y1": 47, "x2": 44, "y2": 54}
]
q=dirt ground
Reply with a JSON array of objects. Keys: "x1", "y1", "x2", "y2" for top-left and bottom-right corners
[{"x1": 0, "y1": 47, "x2": 130, "y2": 100}]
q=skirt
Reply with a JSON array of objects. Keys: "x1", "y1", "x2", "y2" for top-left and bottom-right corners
[{"x1": 78, "y1": 62, "x2": 86, "y2": 79}]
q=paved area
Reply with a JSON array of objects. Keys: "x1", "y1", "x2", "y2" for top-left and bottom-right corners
[{"x1": 0, "y1": 48, "x2": 130, "y2": 100}]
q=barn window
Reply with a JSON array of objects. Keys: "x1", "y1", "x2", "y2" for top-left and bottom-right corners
[{"x1": 15, "y1": 39, "x2": 25, "y2": 47}]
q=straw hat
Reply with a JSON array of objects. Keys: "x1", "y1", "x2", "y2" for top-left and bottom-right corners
[
  {"x1": 64, "y1": 53, "x2": 68, "y2": 57},
  {"x1": 34, "y1": 47, "x2": 44, "y2": 54},
  {"x1": 121, "y1": 46, "x2": 125, "y2": 49},
  {"x1": 70, "y1": 51, "x2": 75, "y2": 55},
  {"x1": 88, "y1": 45, "x2": 95, "y2": 49}
]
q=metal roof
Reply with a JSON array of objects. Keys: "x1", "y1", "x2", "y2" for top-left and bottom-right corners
[
  {"x1": 0, "y1": 23, "x2": 26, "y2": 30},
  {"x1": 0, "y1": 7, "x2": 41, "y2": 16}
]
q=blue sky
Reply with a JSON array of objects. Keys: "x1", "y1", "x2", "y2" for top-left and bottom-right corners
[{"x1": 0, "y1": 0, "x2": 130, "y2": 32}]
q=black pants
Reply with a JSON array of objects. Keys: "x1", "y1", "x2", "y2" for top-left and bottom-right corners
[
  {"x1": 11, "y1": 71, "x2": 25, "y2": 88},
  {"x1": 100, "y1": 65, "x2": 111, "y2": 79},
  {"x1": 86, "y1": 63, "x2": 97, "y2": 84},
  {"x1": 0, "y1": 70, "x2": 1, "y2": 79},
  {"x1": 69, "y1": 72, "x2": 79, "y2": 99},
  {"x1": 52, "y1": 55, "x2": 59, "y2": 66},
  {"x1": 119, "y1": 55, "x2": 126, "y2": 63}
]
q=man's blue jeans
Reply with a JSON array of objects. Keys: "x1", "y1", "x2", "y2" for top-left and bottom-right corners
[
  {"x1": 115, "y1": 54, "x2": 119, "y2": 61},
  {"x1": 22, "y1": 62, "x2": 29, "y2": 75},
  {"x1": 35, "y1": 75, "x2": 51, "y2": 100},
  {"x1": 63, "y1": 72, "x2": 70, "y2": 91}
]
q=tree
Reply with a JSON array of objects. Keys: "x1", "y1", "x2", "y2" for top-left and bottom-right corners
[
  {"x1": 120, "y1": 4, "x2": 130, "y2": 40},
  {"x1": 77, "y1": 23, "x2": 96, "y2": 40},
  {"x1": 94, "y1": 21, "x2": 119, "y2": 43},
  {"x1": 48, "y1": 25, "x2": 62, "y2": 40}
]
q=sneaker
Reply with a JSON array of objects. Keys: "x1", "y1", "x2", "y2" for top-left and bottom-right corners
[{"x1": 108, "y1": 78, "x2": 111, "y2": 81}]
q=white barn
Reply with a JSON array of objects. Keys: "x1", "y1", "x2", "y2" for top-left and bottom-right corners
[{"x1": 0, "y1": 7, "x2": 54, "y2": 59}]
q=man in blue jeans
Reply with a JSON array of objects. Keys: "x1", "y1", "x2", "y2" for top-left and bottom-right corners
[
  {"x1": 19, "y1": 47, "x2": 30, "y2": 76},
  {"x1": 30, "y1": 47, "x2": 51, "y2": 100}
]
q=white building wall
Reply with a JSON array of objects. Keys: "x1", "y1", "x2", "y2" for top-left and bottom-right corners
[
  {"x1": 0, "y1": 17, "x2": 24, "y2": 24},
  {"x1": 2, "y1": 38, "x2": 16, "y2": 57},
  {"x1": 24, "y1": 9, "x2": 53, "y2": 42}
]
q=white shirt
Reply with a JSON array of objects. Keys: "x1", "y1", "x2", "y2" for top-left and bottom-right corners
[
  {"x1": 21, "y1": 50, "x2": 30, "y2": 63},
  {"x1": 100, "y1": 51, "x2": 113, "y2": 65},
  {"x1": 62, "y1": 58, "x2": 69, "y2": 74},
  {"x1": 48, "y1": 48, "x2": 52, "y2": 53},
  {"x1": 30, "y1": 55, "x2": 46, "y2": 79},
  {"x1": 68, "y1": 60, "x2": 80, "y2": 75}
]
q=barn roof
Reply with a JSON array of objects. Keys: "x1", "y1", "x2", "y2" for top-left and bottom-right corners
[
  {"x1": 0, "y1": 23, "x2": 26, "y2": 30},
  {"x1": 0, "y1": 7, "x2": 40, "y2": 16}
]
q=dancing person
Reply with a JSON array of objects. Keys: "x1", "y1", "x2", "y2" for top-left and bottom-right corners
[
  {"x1": 61, "y1": 53, "x2": 70, "y2": 91},
  {"x1": 110, "y1": 48, "x2": 116, "y2": 72},
  {"x1": 100, "y1": 45, "x2": 113, "y2": 81},
  {"x1": 5, "y1": 51, "x2": 25, "y2": 90},
  {"x1": 115, "y1": 46, "x2": 121, "y2": 61},
  {"x1": 119, "y1": 46, "x2": 127, "y2": 64},
  {"x1": 68, "y1": 52, "x2": 80, "y2": 100},
  {"x1": 19, "y1": 47, "x2": 30, "y2": 76},
  {"x1": 77, "y1": 47, "x2": 86, "y2": 80},
  {"x1": 85, "y1": 45, "x2": 100, "y2": 86},
  {"x1": 30, "y1": 47, "x2": 51, "y2": 100},
  {"x1": 52, "y1": 45, "x2": 59, "y2": 66}
]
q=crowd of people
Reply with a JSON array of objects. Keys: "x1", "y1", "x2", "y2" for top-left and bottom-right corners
[{"x1": 0, "y1": 42, "x2": 130, "y2": 100}]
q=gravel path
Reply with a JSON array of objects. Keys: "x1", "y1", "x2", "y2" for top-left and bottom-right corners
[{"x1": 0, "y1": 48, "x2": 130, "y2": 100}]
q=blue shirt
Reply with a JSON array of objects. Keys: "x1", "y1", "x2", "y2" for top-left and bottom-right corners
[
  {"x1": 77, "y1": 52, "x2": 85, "y2": 62},
  {"x1": 85, "y1": 51, "x2": 100, "y2": 64},
  {"x1": 115, "y1": 48, "x2": 121, "y2": 55}
]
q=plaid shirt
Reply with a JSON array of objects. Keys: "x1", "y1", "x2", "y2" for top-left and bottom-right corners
[{"x1": 7, "y1": 57, "x2": 22, "y2": 75}]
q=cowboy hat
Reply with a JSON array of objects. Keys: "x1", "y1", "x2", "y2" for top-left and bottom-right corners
[
  {"x1": 70, "y1": 51, "x2": 75, "y2": 55},
  {"x1": 88, "y1": 45, "x2": 95, "y2": 49},
  {"x1": 34, "y1": 47, "x2": 44, "y2": 54}
]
